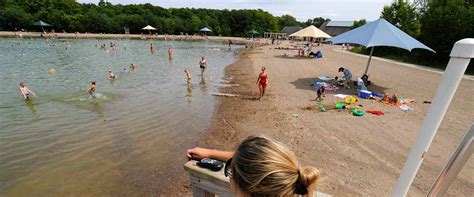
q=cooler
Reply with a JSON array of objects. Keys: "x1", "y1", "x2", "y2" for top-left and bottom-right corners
[{"x1": 358, "y1": 90, "x2": 372, "y2": 99}]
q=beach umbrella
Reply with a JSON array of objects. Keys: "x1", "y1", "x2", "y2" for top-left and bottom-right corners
[
  {"x1": 200, "y1": 27, "x2": 212, "y2": 32},
  {"x1": 328, "y1": 18, "x2": 435, "y2": 75},
  {"x1": 289, "y1": 25, "x2": 331, "y2": 39},
  {"x1": 142, "y1": 25, "x2": 157, "y2": 30},
  {"x1": 142, "y1": 25, "x2": 157, "y2": 34},
  {"x1": 200, "y1": 27, "x2": 212, "y2": 35},
  {"x1": 33, "y1": 20, "x2": 52, "y2": 32}
]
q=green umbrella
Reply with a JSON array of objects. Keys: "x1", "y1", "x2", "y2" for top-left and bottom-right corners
[
  {"x1": 248, "y1": 30, "x2": 258, "y2": 38},
  {"x1": 249, "y1": 30, "x2": 258, "y2": 34},
  {"x1": 33, "y1": 20, "x2": 52, "y2": 32}
]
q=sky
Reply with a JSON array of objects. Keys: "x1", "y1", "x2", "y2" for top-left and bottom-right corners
[{"x1": 77, "y1": 0, "x2": 394, "y2": 21}]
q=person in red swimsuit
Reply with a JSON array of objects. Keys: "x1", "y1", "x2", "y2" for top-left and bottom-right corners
[{"x1": 256, "y1": 67, "x2": 269, "y2": 100}]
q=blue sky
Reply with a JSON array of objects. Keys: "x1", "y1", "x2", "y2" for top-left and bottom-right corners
[{"x1": 77, "y1": 0, "x2": 394, "y2": 21}]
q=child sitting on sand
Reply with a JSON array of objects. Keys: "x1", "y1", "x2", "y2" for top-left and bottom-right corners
[
  {"x1": 381, "y1": 93, "x2": 399, "y2": 104},
  {"x1": 331, "y1": 76, "x2": 345, "y2": 87}
]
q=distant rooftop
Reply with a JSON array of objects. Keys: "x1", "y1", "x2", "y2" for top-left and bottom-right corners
[{"x1": 326, "y1": 21, "x2": 354, "y2": 27}]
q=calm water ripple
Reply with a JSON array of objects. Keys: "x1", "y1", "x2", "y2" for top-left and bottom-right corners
[{"x1": 0, "y1": 38, "x2": 241, "y2": 195}]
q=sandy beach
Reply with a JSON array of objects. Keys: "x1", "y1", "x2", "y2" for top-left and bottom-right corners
[{"x1": 192, "y1": 42, "x2": 473, "y2": 196}]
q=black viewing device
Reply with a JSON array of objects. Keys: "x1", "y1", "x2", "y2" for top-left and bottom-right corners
[{"x1": 197, "y1": 158, "x2": 224, "y2": 171}]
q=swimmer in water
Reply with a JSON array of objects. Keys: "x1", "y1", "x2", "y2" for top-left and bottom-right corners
[
  {"x1": 87, "y1": 81, "x2": 97, "y2": 98},
  {"x1": 108, "y1": 69, "x2": 116, "y2": 79},
  {"x1": 122, "y1": 68, "x2": 128, "y2": 73},
  {"x1": 130, "y1": 63, "x2": 138, "y2": 70},
  {"x1": 150, "y1": 43, "x2": 155, "y2": 54},
  {"x1": 168, "y1": 47, "x2": 173, "y2": 59},
  {"x1": 199, "y1": 56, "x2": 207, "y2": 75},
  {"x1": 184, "y1": 69, "x2": 192, "y2": 86},
  {"x1": 19, "y1": 82, "x2": 36, "y2": 100}
]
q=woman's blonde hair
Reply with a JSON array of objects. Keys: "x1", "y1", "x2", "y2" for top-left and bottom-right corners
[{"x1": 230, "y1": 136, "x2": 320, "y2": 196}]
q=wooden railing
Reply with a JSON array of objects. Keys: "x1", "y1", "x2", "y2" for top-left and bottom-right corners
[{"x1": 184, "y1": 160, "x2": 331, "y2": 197}]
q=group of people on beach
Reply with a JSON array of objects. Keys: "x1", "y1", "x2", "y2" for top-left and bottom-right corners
[{"x1": 315, "y1": 66, "x2": 372, "y2": 101}]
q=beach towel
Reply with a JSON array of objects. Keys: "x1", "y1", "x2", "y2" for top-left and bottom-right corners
[
  {"x1": 325, "y1": 85, "x2": 338, "y2": 91},
  {"x1": 311, "y1": 82, "x2": 329, "y2": 87},
  {"x1": 318, "y1": 76, "x2": 333, "y2": 81},
  {"x1": 399, "y1": 105, "x2": 413, "y2": 111},
  {"x1": 334, "y1": 94, "x2": 349, "y2": 98}
]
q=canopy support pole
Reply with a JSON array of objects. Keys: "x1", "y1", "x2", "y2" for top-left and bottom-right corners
[
  {"x1": 364, "y1": 47, "x2": 375, "y2": 75},
  {"x1": 391, "y1": 39, "x2": 474, "y2": 196}
]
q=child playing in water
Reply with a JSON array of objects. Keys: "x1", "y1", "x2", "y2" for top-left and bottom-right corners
[
  {"x1": 130, "y1": 63, "x2": 138, "y2": 70},
  {"x1": 184, "y1": 69, "x2": 192, "y2": 85},
  {"x1": 19, "y1": 82, "x2": 36, "y2": 100},
  {"x1": 168, "y1": 48, "x2": 173, "y2": 59},
  {"x1": 87, "y1": 81, "x2": 97, "y2": 98},
  {"x1": 199, "y1": 56, "x2": 207, "y2": 75},
  {"x1": 108, "y1": 69, "x2": 116, "y2": 79},
  {"x1": 149, "y1": 43, "x2": 155, "y2": 54}
]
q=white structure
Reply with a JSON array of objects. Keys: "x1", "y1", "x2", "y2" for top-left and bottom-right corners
[{"x1": 392, "y1": 38, "x2": 474, "y2": 196}]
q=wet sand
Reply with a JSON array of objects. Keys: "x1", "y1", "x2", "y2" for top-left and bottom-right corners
[{"x1": 191, "y1": 43, "x2": 473, "y2": 196}]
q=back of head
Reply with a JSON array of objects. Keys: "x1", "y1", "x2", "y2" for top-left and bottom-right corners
[
  {"x1": 338, "y1": 67, "x2": 344, "y2": 72},
  {"x1": 231, "y1": 136, "x2": 320, "y2": 196}
]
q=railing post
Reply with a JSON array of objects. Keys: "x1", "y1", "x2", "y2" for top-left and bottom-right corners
[
  {"x1": 427, "y1": 124, "x2": 474, "y2": 196},
  {"x1": 184, "y1": 160, "x2": 232, "y2": 197},
  {"x1": 391, "y1": 38, "x2": 474, "y2": 196}
]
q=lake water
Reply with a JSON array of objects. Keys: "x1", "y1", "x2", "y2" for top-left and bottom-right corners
[{"x1": 0, "y1": 38, "x2": 241, "y2": 195}]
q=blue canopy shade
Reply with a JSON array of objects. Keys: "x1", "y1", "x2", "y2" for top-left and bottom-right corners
[
  {"x1": 329, "y1": 18, "x2": 434, "y2": 52},
  {"x1": 199, "y1": 27, "x2": 212, "y2": 32},
  {"x1": 328, "y1": 18, "x2": 435, "y2": 75}
]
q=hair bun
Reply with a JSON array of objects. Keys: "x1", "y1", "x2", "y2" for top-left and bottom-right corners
[{"x1": 298, "y1": 166, "x2": 320, "y2": 187}]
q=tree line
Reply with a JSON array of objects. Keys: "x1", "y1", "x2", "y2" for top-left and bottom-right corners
[{"x1": 0, "y1": 0, "x2": 311, "y2": 36}]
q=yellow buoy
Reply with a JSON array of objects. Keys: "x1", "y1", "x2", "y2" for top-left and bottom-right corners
[{"x1": 50, "y1": 68, "x2": 56, "y2": 75}]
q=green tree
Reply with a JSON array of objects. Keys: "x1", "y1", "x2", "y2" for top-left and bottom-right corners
[
  {"x1": 276, "y1": 14, "x2": 301, "y2": 30},
  {"x1": 381, "y1": 0, "x2": 421, "y2": 37},
  {"x1": 304, "y1": 17, "x2": 330, "y2": 28},
  {"x1": 0, "y1": 5, "x2": 32, "y2": 30},
  {"x1": 419, "y1": 0, "x2": 474, "y2": 69},
  {"x1": 351, "y1": 19, "x2": 367, "y2": 29}
]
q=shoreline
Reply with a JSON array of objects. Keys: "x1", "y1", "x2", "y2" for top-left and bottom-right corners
[
  {"x1": 187, "y1": 42, "x2": 473, "y2": 196},
  {"x1": 161, "y1": 49, "x2": 253, "y2": 196},
  {"x1": 0, "y1": 31, "x2": 264, "y2": 45}
]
